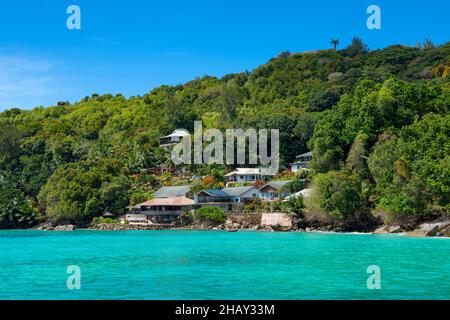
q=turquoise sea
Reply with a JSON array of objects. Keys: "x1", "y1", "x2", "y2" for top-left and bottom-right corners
[{"x1": 0, "y1": 230, "x2": 449, "y2": 300}]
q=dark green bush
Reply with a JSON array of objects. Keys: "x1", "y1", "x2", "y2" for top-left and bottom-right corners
[
  {"x1": 194, "y1": 207, "x2": 226, "y2": 223},
  {"x1": 92, "y1": 217, "x2": 118, "y2": 225}
]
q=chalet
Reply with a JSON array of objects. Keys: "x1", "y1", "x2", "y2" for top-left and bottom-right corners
[
  {"x1": 290, "y1": 151, "x2": 312, "y2": 171},
  {"x1": 159, "y1": 129, "x2": 190, "y2": 147},
  {"x1": 258, "y1": 180, "x2": 292, "y2": 201},
  {"x1": 224, "y1": 167, "x2": 274, "y2": 184},
  {"x1": 195, "y1": 186, "x2": 260, "y2": 213},
  {"x1": 123, "y1": 185, "x2": 193, "y2": 224},
  {"x1": 136, "y1": 196, "x2": 194, "y2": 224}
]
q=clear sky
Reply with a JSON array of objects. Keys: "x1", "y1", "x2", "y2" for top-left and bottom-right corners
[{"x1": 0, "y1": 0, "x2": 448, "y2": 110}]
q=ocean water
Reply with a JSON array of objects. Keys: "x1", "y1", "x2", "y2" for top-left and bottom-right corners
[{"x1": 0, "y1": 230, "x2": 449, "y2": 300}]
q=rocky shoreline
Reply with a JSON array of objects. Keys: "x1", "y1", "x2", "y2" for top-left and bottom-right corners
[
  {"x1": 35, "y1": 219, "x2": 450, "y2": 238},
  {"x1": 373, "y1": 221, "x2": 450, "y2": 237}
]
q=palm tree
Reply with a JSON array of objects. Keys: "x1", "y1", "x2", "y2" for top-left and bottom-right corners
[
  {"x1": 330, "y1": 39, "x2": 340, "y2": 51},
  {"x1": 424, "y1": 39, "x2": 434, "y2": 49}
]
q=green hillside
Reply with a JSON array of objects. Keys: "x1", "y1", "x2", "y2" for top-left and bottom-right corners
[{"x1": 1, "y1": 38, "x2": 449, "y2": 228}]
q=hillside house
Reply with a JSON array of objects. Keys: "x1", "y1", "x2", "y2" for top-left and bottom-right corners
[
  {"x1": 195, "y1": 186, "x2": 260, "y2": 213},
  {"x1": 136, "y1": 197, "x2": 194, "y2": 224},
  {"x1": 123, "y1": 185, "x2": 193, "y2": 224},
  {"x1": 290, "y1": 151, "x2": 312, "y2": 171},
  {"x1": 258, "y1": 180, "x2": 292, "y2": 201},
  {"x1": 225, "y1": 168, "x2": 274, "y2": 184},
  {"x1": 159, "y1": 129, "x2": 190, "y2": 147}
]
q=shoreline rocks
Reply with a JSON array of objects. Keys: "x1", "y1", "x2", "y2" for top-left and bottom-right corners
[
  {"x1": 373, "y1": 225, "x2": 404, "y2": 234},
  {"x1": 53, "y1": 224, "x2": 75, "y2": 231},
  {"x1": 88, "y1": 223, "x2": 174, "y2": 231},
  {"x1": 405, "y1": 221, "x2": 450, "y2": 237},
  {"x1": 36, "y1": 218, "x2": 450, "y2": 238}
]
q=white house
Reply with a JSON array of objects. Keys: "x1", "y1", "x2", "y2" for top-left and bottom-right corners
[
  {"x1": 225, "y1": 168, "x2": 274, "y2": 184},
  {"x1": 291, "y1": 151, "x2": 312, "y2": 172},
  {"x1": 160, "y1": 129, "x2": 190, "y2": 147}
]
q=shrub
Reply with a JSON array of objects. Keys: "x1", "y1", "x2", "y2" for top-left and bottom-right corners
[
  {"x1": 92, "y1": 217, "x2": 118, "y2": 225},
  {"x1": 286, "y1": 195, "x2": 305, "y2": 217},
  {"x1": 282, "y1": 176, "x2": 307, "y2": 193},
  {"x1": 194, "y1": 206, "x2": 226, "y2": 223},
  {"x1": 243, "y1": 199, "x2": 263, "y2": 213},
  {"x1": 313, "y1": 170, "x2": 365, "y2": 220}
]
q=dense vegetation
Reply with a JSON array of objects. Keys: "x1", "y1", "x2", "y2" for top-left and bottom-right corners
[
  {"x1": 194, "y1": 207, "x2": 227, "y2": 224},
  {"x1": 0, "y1": 38, "x2": 449, "y2": 228}
]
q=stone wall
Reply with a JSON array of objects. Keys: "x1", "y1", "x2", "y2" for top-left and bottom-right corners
[
  {"x1": 261, "y1": 213, "x2": 293, "y2": 228},
  {"x1": 226, "y1": 213, "x2": 262, "y2": 225}
]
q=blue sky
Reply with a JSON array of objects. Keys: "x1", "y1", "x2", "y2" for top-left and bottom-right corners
[{"x1": 0, "y1": 0, "x2": 448, "y2": 110}]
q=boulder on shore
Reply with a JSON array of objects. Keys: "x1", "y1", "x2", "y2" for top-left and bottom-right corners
[
  {"x1": 374, "y1": 225, "x2": 402, "y2": 234},
  {"x1": 388, "y1": 226, "x2": 403, "y2": 233},
  {"x1": 54, "y1": 224, "x2": 75, "y2": 231},
  {"x1": 406, "y1": 223, "x2": 440, "y2": 237},
  {"x1": 373, "y1": 226, "x2": 389, "y2": 234},
  {"x1": 439, "y1": 223, "x2": 450, "y2": 237}
]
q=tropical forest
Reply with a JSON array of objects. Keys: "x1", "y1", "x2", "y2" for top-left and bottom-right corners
[{"x1": 0, "y1": 38, "x2": 449, "y2": 229}]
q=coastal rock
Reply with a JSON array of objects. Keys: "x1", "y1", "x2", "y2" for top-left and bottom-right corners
[
  {"x1": 435, "y1": 221, "x2": 450, "y2": 230},
  {"x1": 406, "y1": 230, "x2": 428, "y2": 237},
  {"x1": 231, "y1": 222, "x2": 241, "y2": 229},
  {"x1": 388, "y1": 226, "x2": 403, "y2": 233},
  {"x1": 89, "y1": 223, "x2": 174, "y2": 231},
  {"x1": 373, "y1": 225, "x2": 403, "y2": 234},
  {"x1": 54, "y1": 224, "x2": 75, "y2": 231},
  {"x1": 419, "y1": 223, "x2": 439, "y2": 236},
  {"x1": 373, "y1": 226, "x2": 389, "y2": 234},
  {"x1": 34, "y1": 223, "x2": 53, "y2": 230},
  {"x1": 440, "y1": 224, "x2": 450, "y2": 237},
  {"x1": 261, "y1": 226, "x2": 274, "y2": 232},
  {"x1": 406, "y1": 223, "x2": 439, "y2": 237}
]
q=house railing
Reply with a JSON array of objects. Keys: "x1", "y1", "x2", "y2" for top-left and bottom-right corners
[{"x1": 141, "y1": 210, "x2": 182, "y2": 216}]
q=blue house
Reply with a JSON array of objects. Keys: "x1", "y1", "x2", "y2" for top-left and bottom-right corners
[{"x1": 195, "y1": 186, "x2": 260, "y2": 213}]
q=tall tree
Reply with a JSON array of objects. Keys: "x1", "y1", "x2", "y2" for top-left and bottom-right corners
[{"x1": 330, "y1": 39, "x2": 340, "y2": 50}]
